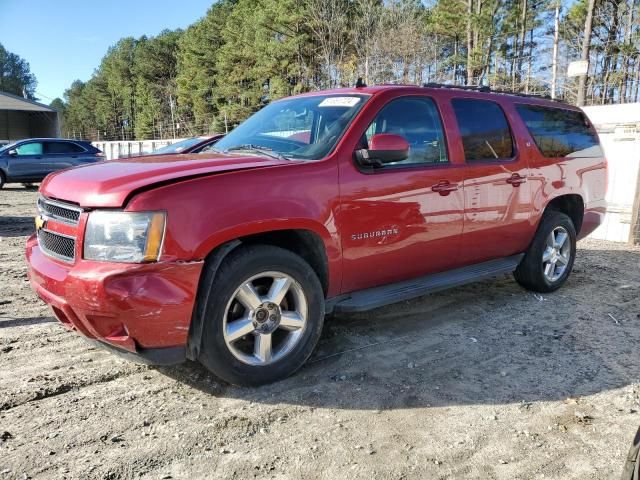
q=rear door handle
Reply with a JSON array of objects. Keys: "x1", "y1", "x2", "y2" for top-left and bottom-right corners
[
  {"x1": 506, "y1": 173, "x2": 527, "y2": 186},
  {"x1": 431, "y1": 180, "x2": 459, "y2": 196}
]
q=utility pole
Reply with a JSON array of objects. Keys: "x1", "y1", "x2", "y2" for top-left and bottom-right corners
[
  {"x1": 577, "y1": 0, "x2": 596, "y2": 106},
  {"x1": 551, "y1": 1, "x2": 560, "y2": 99}
]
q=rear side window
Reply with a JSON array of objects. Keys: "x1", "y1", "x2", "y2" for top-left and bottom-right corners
[
  {"x1": 45, "y1": 142, "x2": 85, "y2": 154},
  {"x1": 452, "y1": 99, "x2": 514, "y2": 162},
  {"x1": 515, "y1": 104, "x2": 602, "y2": 158}
]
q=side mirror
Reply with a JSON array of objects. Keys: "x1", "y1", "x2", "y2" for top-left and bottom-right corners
[
  {"x1": 7, "y1": 149, "x2": 17, "y2": 156},
  {"x1": 356, "y1": 134, "x2": 409, "y2": 167}
]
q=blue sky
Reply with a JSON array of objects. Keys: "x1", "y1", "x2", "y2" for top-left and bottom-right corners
[{"x1": 0, "y1": 0, "x2": 215, "y2": 103}]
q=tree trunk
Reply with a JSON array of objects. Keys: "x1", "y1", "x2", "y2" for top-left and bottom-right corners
[
  {"x1": 525, "y1": 27, "x2": 533, "y2": 93},
  {"x1": 577, "y1": 0, "x2": 596, "y2": 106},
  {"x1": 634, "y1": 58, "x2": 640, "y2": 102},
  {"x1": 621, "y1": 0, "x2": 635, "y2": 102},
  {"x1": 517, "y1": 0, "x2": 528, "y2": 85},
  {"x1": 466, "y1": 0, "x2": 474, "y2": 85},
  {"x1": 551, "y1": 1, "x2": 560, "y2": 99},
  {"x1": 453, "y1": 35, "x2": 459, "y2": 85}
]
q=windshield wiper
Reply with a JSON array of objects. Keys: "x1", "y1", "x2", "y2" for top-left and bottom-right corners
[{"x1": 224, "y1": 144, "x2": 287, "y2": 161}]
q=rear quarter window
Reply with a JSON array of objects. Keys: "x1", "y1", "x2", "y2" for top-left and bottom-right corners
[
  {"x1": 45, "y1": 142, "x2": 85, "y2": 154},
  {"x1": 515, "y1": 104, "x2": 603, "y2": 158}
]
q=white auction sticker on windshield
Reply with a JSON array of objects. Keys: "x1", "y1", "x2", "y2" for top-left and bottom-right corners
[{"x1": 318, "y1": 97, "x2": 361, "y2": 107}]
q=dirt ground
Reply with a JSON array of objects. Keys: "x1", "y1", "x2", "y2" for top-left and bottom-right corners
[{"x1": 0, "y1": 186, "x2": 639, "y2": 480}]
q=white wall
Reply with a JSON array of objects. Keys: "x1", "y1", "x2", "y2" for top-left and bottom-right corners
[
  {"x1": 92, "y1": 138, "x2": 185, "y2": 160},
  {"x1": 583, "y1": 104, "x2": 640, "y2": 243}
]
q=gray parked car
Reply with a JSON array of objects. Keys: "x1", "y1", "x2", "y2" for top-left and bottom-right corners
[{"x1": 0, "y1": 138, "x2": 104, "y2": 189}]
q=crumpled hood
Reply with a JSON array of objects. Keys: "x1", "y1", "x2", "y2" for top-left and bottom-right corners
[{"x1": 40, "y1": 153, "x2": 293, "y2": 208}]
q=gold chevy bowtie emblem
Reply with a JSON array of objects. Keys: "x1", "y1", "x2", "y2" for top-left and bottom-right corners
[{"x1": 35, "y1": 215, "x2": 46, "y2": 231}]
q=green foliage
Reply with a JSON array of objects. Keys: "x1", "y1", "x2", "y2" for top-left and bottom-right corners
[
  {"x1": 176, "y1": 1, "x2": 234, "y2": 132},
  {"x1": 55, "y1": 0, "x2": 640, "y2": 139},
  {"x1": 214, "y1": 0, "x2": 310, "y2": 125},
  {"x1": 0, "y1": 43, "x2": 37, "y2": 99}
]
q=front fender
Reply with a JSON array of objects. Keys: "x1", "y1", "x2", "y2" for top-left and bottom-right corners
[{"x1": 126, "y1": 158, "x2": 342, "y2": 295}]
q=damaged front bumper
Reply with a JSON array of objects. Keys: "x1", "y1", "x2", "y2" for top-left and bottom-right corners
[{"x1": 26, "y1": 234, "x2": 203, "y2": 364}]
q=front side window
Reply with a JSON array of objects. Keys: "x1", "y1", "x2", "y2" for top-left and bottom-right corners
[
  {"x1": 515, "y1": 104, "x2": 603, "y2": 158},
  {"x1": 452, "y1": 98, "x2": 514, "y2": 162},
  {"x1": 213, "y1": 94, "x2": 368, "y2": 160},
  {"x1": 363, "y1": 96, "x2": 448, "y2": 166},
  {"x1": 16, "y1": 142, "x2": 44, "y2": 156}
]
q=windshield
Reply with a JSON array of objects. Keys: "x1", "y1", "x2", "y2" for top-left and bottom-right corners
[
  {"x1": 152, "y1": 137, "x2": 204, "y2": 154},
  {"x1": 213, "y1": 94, "x2": 368, "y2": 160}
]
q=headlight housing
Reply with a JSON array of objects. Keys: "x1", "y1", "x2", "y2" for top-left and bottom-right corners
[{"x1": 84, "y1": 211, "x2": 166, "y2": 263}]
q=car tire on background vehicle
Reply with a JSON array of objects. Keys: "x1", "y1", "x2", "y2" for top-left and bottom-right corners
[
  {"x1": 514, "y1": 210, "x2": 577, "y2": 293},
  {"x1": 198, "y1": 244, "x2": 325, "y2": 386},
  {"x1": 0, "y1": 171, "x2": 5, "y2": 189}
]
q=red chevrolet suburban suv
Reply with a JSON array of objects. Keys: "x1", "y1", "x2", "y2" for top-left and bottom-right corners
[{"x1": 26, "y1": 85, "x2": 607, "y2": 386}]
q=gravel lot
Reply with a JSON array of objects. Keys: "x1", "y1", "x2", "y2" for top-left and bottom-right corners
[{"x1": 1, "y1": 186, "x2": 639, "y2": 480}]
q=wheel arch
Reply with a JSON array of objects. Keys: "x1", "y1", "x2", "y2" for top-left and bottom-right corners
[
  {"x1": 544, "y1": 193, "x2": 585, "y2": 235},
  {"x1": 186, "y1": 228, "x2": 330, "y2": 360}
]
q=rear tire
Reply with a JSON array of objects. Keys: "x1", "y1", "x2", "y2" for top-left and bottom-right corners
[
  {"x1": 0, "y1": 171, "x2": 5, "y2": 189},
  {"x1": 514, "y1": 210, "x2": 576, "y2": 293},
  {"x1": 198, "y1": 245, "x2": 325, "y2": 386}
]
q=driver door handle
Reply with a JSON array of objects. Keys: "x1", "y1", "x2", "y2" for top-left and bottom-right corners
[
  {"x1": 431, "y1": 180, "x2": 459, "y2": 196},
  {"x1": 506, "y1": 173, "x2": 527, "y2": 187}
]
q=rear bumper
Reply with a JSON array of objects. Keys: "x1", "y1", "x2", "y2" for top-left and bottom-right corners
[
  {"x1": 579, "y1": 201, "x2": 607, "y2": 240},
  {"x1": 26, "y1": 234, "x2": 203, "y2": 362}
]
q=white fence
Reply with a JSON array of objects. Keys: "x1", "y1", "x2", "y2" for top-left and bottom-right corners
[
  {"x1": 92, "y1": 139, "x2": 185, "y2": 160},
  {"x1": 583, "y1": 104, "x2": 640, "y2": 243}
]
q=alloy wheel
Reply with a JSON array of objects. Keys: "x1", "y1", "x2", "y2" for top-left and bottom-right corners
[
  {"x1": 222, "y1": 271, "x2": 308, "y2": 366},
  {"x1": 542, "y1": 226, "x2": 571, "y2": 283}
]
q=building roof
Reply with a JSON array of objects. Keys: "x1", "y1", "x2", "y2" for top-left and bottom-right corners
[{"x1": 0, "y1": 90, "x2": 56, "y2": 112}]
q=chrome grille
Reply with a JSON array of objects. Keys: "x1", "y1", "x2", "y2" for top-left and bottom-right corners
[
  {"x1": 37, "y1": 196, "x2": 82, "y2": 225},
  {"x1": 37, "y1": 229, "x2": 76, "y2": 262}
]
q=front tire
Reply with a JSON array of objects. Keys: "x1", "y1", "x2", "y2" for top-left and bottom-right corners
[
  {"x1": 514, "y1": 210, "x2": 577, "y2": 293},
  {"x1": 198, "y1": 245, "x2": 325, "y2": 386}
]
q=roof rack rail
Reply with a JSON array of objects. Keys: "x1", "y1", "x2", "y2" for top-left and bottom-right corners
[{"x1": 421, "y1": 82, "x2": 566, "y2": 103}]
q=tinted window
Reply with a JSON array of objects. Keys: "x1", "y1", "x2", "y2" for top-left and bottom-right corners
[
  {"x1": 515, "y1": 104, "x2": 602, "y2": 158},
  {"x1": 16, "y1": 142, "x2": 43, "y2": 155},
  {"x1": 364, "y1": 97, "x2": 448, "y2": 165},
  {"x1": 152, "y1": 137, "x2": 204, "y2": 154},
  {"x1": 452, "y1": 99, "x2": 514, "y2": 161},
  {"x1": 45, "y1": 142, "x2": 85, "y2": 154}
]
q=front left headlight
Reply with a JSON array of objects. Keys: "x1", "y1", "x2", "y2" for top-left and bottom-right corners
[{"x1": 84, "y1": 211, "x2": 166, "y2": 263}]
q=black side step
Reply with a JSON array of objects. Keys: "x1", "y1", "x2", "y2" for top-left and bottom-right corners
[{"x1": 332, "y1": 254, "x2": 524, "y2": 313}]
